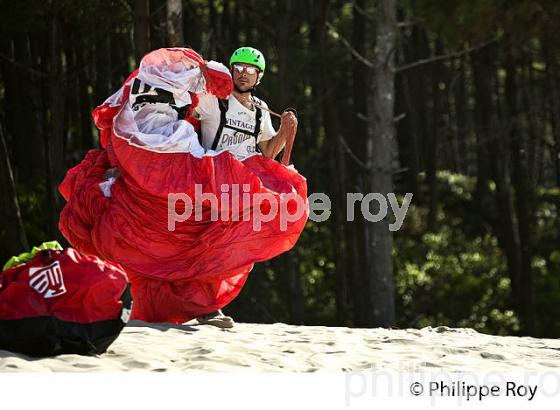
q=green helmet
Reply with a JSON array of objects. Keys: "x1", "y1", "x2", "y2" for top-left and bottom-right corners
[{"x1": 229, "y1": 47, "x2": 266, "y2": 73}]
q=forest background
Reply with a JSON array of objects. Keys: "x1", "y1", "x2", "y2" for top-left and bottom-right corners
[{"x1": 1, "y1": 0, "x2": 559, "y2": 337}]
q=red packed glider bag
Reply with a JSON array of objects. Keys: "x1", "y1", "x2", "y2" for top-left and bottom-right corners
[{"x1": 0, "y1": 248, "x2": 131, "y2": 357}]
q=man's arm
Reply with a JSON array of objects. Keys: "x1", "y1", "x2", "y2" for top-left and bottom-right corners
[
  {"x1": 259, "y1": 111, "x2": 298, "y2": 159},
  {"x1": 189, "y1": 92, "x2": 217, "y2": 120}
]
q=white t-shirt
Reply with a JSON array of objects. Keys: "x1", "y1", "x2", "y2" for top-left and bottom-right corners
[{"x1": 195, "y1": 93, "x2": 276, "y2": 160}]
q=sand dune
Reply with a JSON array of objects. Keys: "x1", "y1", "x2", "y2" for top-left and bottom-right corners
[{"x1": 1, "y1": 322, "x2": 559, "y2": 372}]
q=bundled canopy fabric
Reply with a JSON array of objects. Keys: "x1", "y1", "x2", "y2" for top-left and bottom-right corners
[
  {"x1": 0, "y1": 247, "x2": 131, "y2": 357},
  {"x1": 58, "y1": 48, "x2": 308, "y2": 323}
]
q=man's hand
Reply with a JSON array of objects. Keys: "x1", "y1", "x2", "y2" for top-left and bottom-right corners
[
  {"x1": 259, "y1": 110, "x2": 298, "y2": 160},
  {"x1": 280, "y1": 111, "x2": 298, "y2": 133}
]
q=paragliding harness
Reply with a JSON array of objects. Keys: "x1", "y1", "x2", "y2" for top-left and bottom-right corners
[
  {"x1": 130, "y1": 78, "x2": 190, "y2": 119},
  {"x1": 210, "y1": 97, "x2": 262, "y2": 153}
]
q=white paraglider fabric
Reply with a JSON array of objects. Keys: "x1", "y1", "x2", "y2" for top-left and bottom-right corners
[{"x1": 100, "y1": 48, "x2": 231, "y2": 156}]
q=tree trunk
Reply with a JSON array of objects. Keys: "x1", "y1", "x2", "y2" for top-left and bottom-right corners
[
  {"x1": 112, "y1": 28, "x2": 130, "y2": 87},
  {"x1": 76, "y1": 33, "x2": 93, "y2": 150},
  {"x1": 426, "y1": 41, "x2": 444, "y2": 232},
  {"x1": 13, "y1": 34, "x2": 45, "y2": 183},
  {"x1": 150, "y1": 0, "x2": 167, "y2": 50},
  {"x1": 473, "y1": 41, "x2": 525, "y2": 335},
  {"x1": 523, "y1": 65, "x2": 542, "y2": 185},
  {"x1": 471, "y1": 46, "x2": 495, "y2": 213},
  {"x1": 452, "y1": 56, "x2": 469, "y2": 176},
  {"x1": 395, "y1": 36, "x2": 420, "y2": 193},
  {"x1": 167, "y1": 0, "x2": 184, "y2": 47},
  {"x1": 206, "y1": 0, "x2": 217, "y2": 56},
  {"x1": 312, "y1": 0, "x2": 349, "y2": 325},
  {"x1": 275, "y1": 3, "x2": 305, "y2": 325},
  {"x1": 308, "y1": 0, "x2": 326, "y2": 189},
  {"x1": 46, "y1": 15, "x2": 65, "y2": 241},
  {"x1": 544, "y1": 47, "x2": 560, "y2": 187},
  {"x1": 286, "y1": 249, "x2": 304, "y2": 324},
  {"x1": 0, "y1": 124, "x2": 29, "y2": 254},
  {"x1": 64, "y1": 36, "x2": 79, "y2": 154},
  {"x1": 407, "y1": 24, "x2": 430, "y2": 199},
  {"x1": 366, "y1": 0, "x2": 397, "y2": 327},
  {"x1": 349, "y1": 0, "x2": 370, "y2": 327},
  {"x1": 94, "y1": 33, "x2": 111, "y2": 109},
  {"x1": 504, "y1": 48, "x2": 535, "y2": 335},
  {"x1": 134, "y1": 0, "x2": 151, "y2": 63}
]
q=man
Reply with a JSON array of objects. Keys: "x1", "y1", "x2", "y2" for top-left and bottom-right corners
[
  {"x1": 193, "y1": 46, "x2": 297, "y2": 161},
  {"x1": 191, "y1": 47, "x2": 298, "y2": 328}
]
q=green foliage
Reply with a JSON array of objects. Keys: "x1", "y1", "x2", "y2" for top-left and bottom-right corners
[
  {"x1": 394, "y1": 172, "x2": 559, "y2": 337},
  {"x1": 532, "y1": 187, "x2": 560, "y2": 337},
  {"x1": 395, "y1": 220, "x2": 516, "y2": 335}
]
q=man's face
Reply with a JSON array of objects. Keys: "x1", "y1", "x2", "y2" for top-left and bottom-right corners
[{"x1": 232, "y1": 63, "x2": 260, "y2": 92}]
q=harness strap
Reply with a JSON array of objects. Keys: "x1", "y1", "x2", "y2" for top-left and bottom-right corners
[
  {"x1": 252, "y1": 97, "x2": 262, "y2": 138},
  {"x1": 211, "y1": 98, "x2": 229, "y2": 150},
  {"x1": 253, "y1": 100, "x2": 262, "y2": 153},
  {"x1": 211, "y1": 97, "x2": 263, "y2": 152}
]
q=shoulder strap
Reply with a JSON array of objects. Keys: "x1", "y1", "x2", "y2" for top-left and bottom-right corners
[
  {"x1": 252, "y1": 97, "x2": 262, "y2": 138},
  {"x1": 252, "y1": 97, "x2": 263, "y2": 153},
  {"x1": 254, "y1": 106, "x2": 262, "y2": 138},
  {"x1": 211, "y1": 98, "x2": 229, "y2": 150},
  {"x1": 252, "y1": 107, "x2": 262, "y2": 154}
]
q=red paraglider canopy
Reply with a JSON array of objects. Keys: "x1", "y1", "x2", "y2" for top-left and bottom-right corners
[{"x1": 59, "y1": 48, "x2": 308, "y2": 323}]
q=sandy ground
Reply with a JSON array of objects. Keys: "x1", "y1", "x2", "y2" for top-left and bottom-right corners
[{"x1": 1, "y1": 321, "x2": 559, "y2": 372}]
